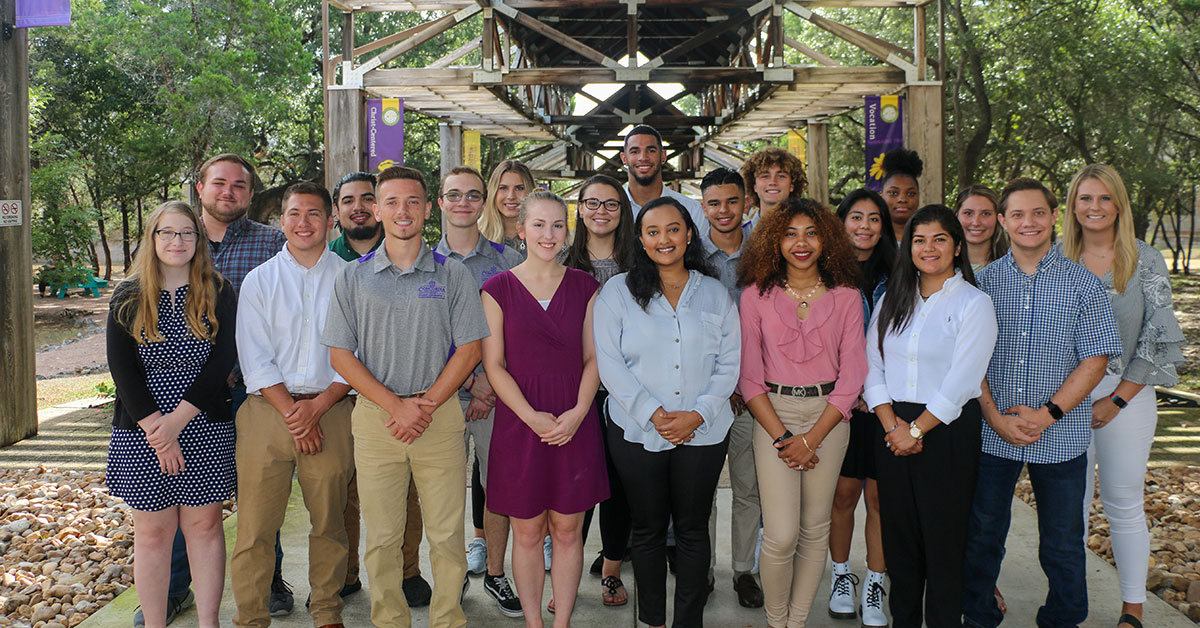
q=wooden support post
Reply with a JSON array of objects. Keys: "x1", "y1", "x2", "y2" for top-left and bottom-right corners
[
  {"x1": 914, "y1": 4, "x2": 927, "y2": 81},
  {"x1": 440, "y1": 122, "x2": 463, "y2": 176},
  {"x1": 805, "y1": 121, "x2": 830, "y2": 206},
  {"x1": 0, "y1": 0, "x2": 37, "y2": 446},
  {"x1": 342, "y1": 11, "x2": 354, "y2": 67},
  {"x1": 905, "y1": 84, "x2": 944, "y2": 206},
  {"x1": 326, "y1": 88, "x2": 365, "y2": 190}
]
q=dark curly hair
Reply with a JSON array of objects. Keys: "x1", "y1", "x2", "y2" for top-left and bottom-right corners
[
  {"x1": 739, "y1": 147, "x2": 808, "y2": 210},
  {"x1": 882, "y1": 148, "x2": 923, "y2": 187},
  {"x1": 625, "y1": 197, "x2": 717, "y2": 310},
  {"x1": 737, "y1": 198, "x2": 860, "y2": 295}
]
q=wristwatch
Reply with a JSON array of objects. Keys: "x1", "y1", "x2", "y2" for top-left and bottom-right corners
[
  {"x1": 909, "y1": 422, "x2": 925, "y2": 441},
  {"x1": 1044, "y1": 400, "x2": 1064, "y2": 422},
  {"x1": 773, "y1": 430, "x2": 794, "y2": 447},
  {"x1": 1110, "y1": 394, "x2": 1128, "y2": 409}
]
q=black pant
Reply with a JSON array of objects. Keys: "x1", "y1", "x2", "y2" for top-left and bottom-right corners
[
  {"x1": 581, "y1": 391, "x2": 633, "y2": 562},
  {"x1": 874, "y1": 400, "x2": 981, "y2": 628},
  {"x1": 607, "y1": 420, "x2": 727, "y2": 628}
]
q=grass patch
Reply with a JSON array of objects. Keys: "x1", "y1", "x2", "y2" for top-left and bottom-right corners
[
  {"x1": 1150, "y1": 404, "x2": 1200, "y2": 467},
  {"x1": 37, "y1": 374, "x2": 112, "y2": 409}
]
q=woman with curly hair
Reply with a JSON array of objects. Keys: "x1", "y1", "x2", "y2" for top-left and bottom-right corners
[
  {"x1": 479, "y1": 160, "x2": 536, "y2": 257},
  {"x1": 106, "y1": 201, "x2": 237, "y2": 628},
  {"x1": 881, "y1": 148, "x2": 923, "y2": 240},
  {"x1": 1063, "y1": 164, "x2": 1185, "y2": 628},
  {"x1": 739, "y1": 146, "x2": 808, "y2": 219},
  {"x1": 954, "y1": 185, "x2": 1008, "y2": 273},
  {"x1": 737, "y1": 198, "x2": 868, "y2": 628},
  {"x1": 595, "y1": 197, "x2": 741, "y2": 628}
]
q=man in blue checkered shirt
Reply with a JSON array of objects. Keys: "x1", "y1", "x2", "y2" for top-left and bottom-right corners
[{"x1": 962, "y1": 178, "x2": 1121, "y2": 628}]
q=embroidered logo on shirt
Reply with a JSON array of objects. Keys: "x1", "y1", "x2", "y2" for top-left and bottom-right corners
[
  {"x1": 480, "y1": 265, "x2": 503, "y2": 282},
  {"x1": 418, "y1": 280, "x2": 447, "y2": 299}
]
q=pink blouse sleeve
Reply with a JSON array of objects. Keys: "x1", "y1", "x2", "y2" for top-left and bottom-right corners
[
  {"x1": 738, "y1": 288, "x2": 769, "y2": 400},
  {"x1": 827, "y1": 289, "x2": 867, "y2": 420}
]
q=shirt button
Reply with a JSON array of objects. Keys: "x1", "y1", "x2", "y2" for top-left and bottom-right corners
[
  {"x1": 1019, "y1": 359, "x2": 1024, "y2": 365},
  {"x1": 675, "y1": 365, "x2": 680, "y2": 369},
  {"x1": 1021, "y1": 331, "x2": 1027, "y2": 336},
  {"x1": 911, "y1": 333, "x2": 917, "y2": 338},
  {"x1": 910, "y1": 357, "x2": 916, "y2": 362},
  {"x1": 675, "y1": 338, "x2": 680, "y2": 343},
  {"x1": 1017, "y1": 388, "x2": 1023, "y2": 393}
]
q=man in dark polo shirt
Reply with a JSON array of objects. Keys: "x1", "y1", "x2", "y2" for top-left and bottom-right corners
[
  {"x1": 324, "y1": 165, "x2": 489, "y2": 628},
  {"x1": 329, "y1": 171, "x2": 384, "y2": 261}
]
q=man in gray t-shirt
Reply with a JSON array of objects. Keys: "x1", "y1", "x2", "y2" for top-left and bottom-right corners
[{"x1": 322, "y1": 165, "x2": 487, "y2": 628}]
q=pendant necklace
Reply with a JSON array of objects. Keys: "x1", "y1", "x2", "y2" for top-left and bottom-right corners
[{"x1": 784, "y1": 280, "x2": 823, "y2": 314}]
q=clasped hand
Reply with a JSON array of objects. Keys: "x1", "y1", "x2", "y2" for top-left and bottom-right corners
[
  {"x1": 652, "y1": 407, "x2": 702, "y2": 446},
  {"x1": 990, "y1": 405, "x2": 1053, "y2": 446},
  {"x1": 884, "y1": 420, "x2": 923, "y2": 456},
  {"x1": 527, "y1": 407, "x2": 586, "y2": 446},
  {"x1": 284, "y1": 399, "x2": 328, "y2": 455},
  {"x1": 775, "y1": 433, "x2": 818, "y2": 470},
  {"x1": 465, "y1": 375, "x2": 497, "y2": 421},
  {"x1": 140, "y1": 412, "x2": 185, "y2": 475},
  {"x1": 387, "y1": 396, "x2": 439, "y2": 443}
]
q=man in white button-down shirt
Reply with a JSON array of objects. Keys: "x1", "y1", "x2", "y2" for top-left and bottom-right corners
[{"x1": 230, "y1": 182, "x2": 354, "y2": 628}]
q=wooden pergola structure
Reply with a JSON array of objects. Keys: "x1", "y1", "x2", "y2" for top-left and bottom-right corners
[{"x1": 322, "y1": 0, "x2": 945, "y2": 206}]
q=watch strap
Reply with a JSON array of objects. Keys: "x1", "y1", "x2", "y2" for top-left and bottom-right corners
[
  {"x1": 1044, "y1": 400, "x2": 1064, "y2": 422},
  {"x1": 1110, "y1": 394, "x2": 1128, "y2": 409}
]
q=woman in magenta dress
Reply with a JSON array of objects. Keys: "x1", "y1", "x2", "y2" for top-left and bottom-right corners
[{"x1": 481, "y1": 190, "x2": 609, "y2": 627}]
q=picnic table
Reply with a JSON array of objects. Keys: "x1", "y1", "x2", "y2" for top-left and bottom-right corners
[{"x1": 48, "y1": 274, "x2": 108, "y2": 298}]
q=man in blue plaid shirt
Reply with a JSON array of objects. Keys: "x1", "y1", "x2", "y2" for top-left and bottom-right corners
[{"x1": 962, "y1": 178, "x2": 1121, "y2": 628}]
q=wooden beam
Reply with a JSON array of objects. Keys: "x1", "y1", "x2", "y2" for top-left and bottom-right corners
[
  {"x1": 482, "y1": 11, "x2": 494, "y2": 71},
  {"x1": 494, "y1": 4, "x2": 616, "y2": 66},
  {"x1": 326, "y1": 88, "x2": 365, "y2": 180},
  {"x1": 429, "y1": 37, "x2": 481, "y2": 69},
  {"x1": 805, "y1": 121, "x2": 829, "y2": 205},
  {"x1": 783, "y1": 34, "x2": 841, "y2": 66},
  {"x1": 914, "y1": 3, "x2": 927, "y2": 81},
  {"x1": 367, "y1": 11, "x2": 466, "y2": 70},
  {"x1": 365, "y1": 65, "x2": 906, "y2": 86},
  {"x1": 0, "y1": 0, "x2": 37, "y2": 446},
  {"x1": 650, "y1": 8, "x2": 759, "y2": 66},
  {"x1": 331, "y1": 15, "x2": 448, "y2": 65},
  {"x1": 341, "y1": 11, "x2": 354, "y2": 68},
  {"x1": 905, "y1": 84, "x2": 944, "y2": 206}
]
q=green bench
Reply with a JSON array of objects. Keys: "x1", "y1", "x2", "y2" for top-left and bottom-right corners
[{"x1": 50, "y1": 275, "x2": 109, "y2": 298}]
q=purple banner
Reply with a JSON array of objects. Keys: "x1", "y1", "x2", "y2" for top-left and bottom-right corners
[
  {"x1": 15, "y1": 0, "x2": 72, "y2": 27},
  {"x1": 367, "y1": 98, "x2": 404, "y2": 172},
  {"x1": 864, "y1": 94, "x2": 904, "y2": 191}
]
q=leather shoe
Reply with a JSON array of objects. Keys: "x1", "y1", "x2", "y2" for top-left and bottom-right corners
[
  {"x1": 734, "y1": 573, "x2": 764, "y2": 608},
  {"x1": 403, "y1": 574, "x2": 432, "y2": 607},
  {"x1": 317, "y1": 624, "x2": 346, "y2": 628}
]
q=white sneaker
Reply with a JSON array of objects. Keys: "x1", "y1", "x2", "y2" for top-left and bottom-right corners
[
  {"x1": 466, "y1": 537, "x2": 487, "y2": 575},
  {"x1": 828, "y1": 562, "x2": 858, "y2": 620},
  {"x1": 860, "y1": 570, "x2": 888, "y2": 627},
  {"x1": 543, "y1": 535, "x2": 552, "y2": 571}
]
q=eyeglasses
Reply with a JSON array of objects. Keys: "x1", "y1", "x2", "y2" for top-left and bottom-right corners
[
  {"x1": 581, "y1": 198, "x2": 622, "y2": 212},
  {"x1": 154, "y1": 229, "x2": 199, "y2": 243},
  {"x1": 442, "y1": 191, "x2": 484, "y2": 203}
]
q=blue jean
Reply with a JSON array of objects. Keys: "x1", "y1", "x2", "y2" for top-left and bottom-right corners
[
  {"x1": 962, "y1": 452, "x2": 1088, "y2": 628},
  {"x1": 168, "y1": 383, "x2": 271, "y2": 598}
]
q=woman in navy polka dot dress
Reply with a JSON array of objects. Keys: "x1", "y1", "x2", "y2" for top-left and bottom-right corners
[{"x1": 106, "y1": 201, "x2": 237, "y2": 628}]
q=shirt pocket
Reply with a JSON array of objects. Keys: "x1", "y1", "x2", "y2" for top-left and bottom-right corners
[{"x1": 700, "y1": 312, "x2": 723, "y2": 357}]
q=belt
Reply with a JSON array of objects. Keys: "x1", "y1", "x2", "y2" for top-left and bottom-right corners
[
  {"x1": 766, "y1": 381, "x2": 835, "y2": 398},
  {"x1": 290, "y1": 392, "x2": 320, "y2": 402},
  {"x1": 395, "y1": 390, "x2": 427, "y2": 399}
]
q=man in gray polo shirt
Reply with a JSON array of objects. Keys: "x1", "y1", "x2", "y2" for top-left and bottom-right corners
[
  {"x1": 433, "y1": 165, "x2": 524, "y2": 617},
  {"x1": 323, "y1": 165, "x2": 489, "y2": 628},
  {"x1": 699, "y1": 167, "x2": 764, "y2": 609}
]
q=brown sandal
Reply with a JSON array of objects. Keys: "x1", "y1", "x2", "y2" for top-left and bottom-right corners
[
  {"x1": 602, "y1": 575, "x2": 628, "y2": 607},
  {"x1": 547, "y1": 597, "x2": 555, "y2": 614},
  {"x1": 994, "y1": 587, "x2": 1007, "y2": 615}
]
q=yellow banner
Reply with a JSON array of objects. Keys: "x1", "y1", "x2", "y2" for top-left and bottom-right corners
[
  {"x1": 463, "y1": 130, "x2": 481, "y2": 170},
  {"x1": 788, "y1": 129, "x2": 807, "y2": 168}
]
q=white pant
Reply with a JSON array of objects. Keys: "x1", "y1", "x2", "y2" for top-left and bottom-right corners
[{"x1": 1084, "y1": 373, "x2": 1157, "y2": 604}]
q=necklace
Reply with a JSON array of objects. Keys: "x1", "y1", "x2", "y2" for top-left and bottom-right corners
[{"x1": 784, "y1": 280, "x2": 823, "y2": 312}]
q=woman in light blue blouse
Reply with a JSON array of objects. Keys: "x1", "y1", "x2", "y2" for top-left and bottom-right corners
[
  {"x1": 1062, "y1": 164, "x2": 1186, "y2": 628},
  {"x1": 594, "y1": 196, "x2": 740, "y2": 628}
]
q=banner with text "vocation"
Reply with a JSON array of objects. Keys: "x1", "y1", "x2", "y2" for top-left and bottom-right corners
[
  {"x1": 367, "y1": 98, "x2": 404, "y2": 172},
  {"x1": 864, "y1": 94, "x2": 904, "y2": 191}
]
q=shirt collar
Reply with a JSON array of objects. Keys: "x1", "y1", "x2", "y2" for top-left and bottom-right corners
[
  {"x1": 649, "y1": 269, "x2": 703, "y2": 310},
  {"x1": 281, "y1": 244, "x2": 339, "y2": 272},
  {"x1": 435, "y1": 232, "x2": 494, "y2": 261},
  {"x1": 372, "y1": 243, "x2": 436, "y2": 275},
  {"x1": 1001, "y1": 243, "x2": 1064, "y2": 276},
  {"x1": 222, "y1": 215, "x2": 251, "y2": 239},
  {"x1": 700, "y1": 222, "x2": 751, "y2": 260}
]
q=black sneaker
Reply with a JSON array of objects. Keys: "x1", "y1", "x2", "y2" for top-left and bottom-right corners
[
  {"x1": 269, "y1": 572, "x2": 294, "y2": 616},
  {"x1": 483, "y1": 573, "x2": 523, "y2": 618},
  {"x1": 589, "y1": 553, "x2": 604, "y2": 576},
  {"x1": 305, "y1": 578, "x2": 363, "y2": 609},
  {"x1": 133, "y1": 589, "x2": 194, "y2": 627},
  {"x1": 403, "y1": 574, "x2": 432, "y2": 607}
]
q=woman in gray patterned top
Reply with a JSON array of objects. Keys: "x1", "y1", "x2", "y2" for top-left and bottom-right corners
[
  {"x1": 1062, "y1": 163, "x2": 1186, "y2": 628},
  {"x1": 561, "y1": 173, "x2": 639, "y2": 607}
]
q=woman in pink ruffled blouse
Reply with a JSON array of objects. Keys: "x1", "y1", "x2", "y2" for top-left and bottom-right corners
[{"x1": 736, "y1": 198, "x2": 869, "y2": 628}]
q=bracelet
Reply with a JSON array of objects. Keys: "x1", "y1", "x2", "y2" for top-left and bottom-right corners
[
  {"x1": 884, "y1": 423, "x2": 899, "y2": 436},
  {"x1": 1110, "y1": 394, "x2": 1128, "y2": 409},
  {"x1": 800, "y1": 434, "x2": 816, "y2": 454},
  {"x1": 773, "y1": 430, "x2": 794, "y2": 447}
]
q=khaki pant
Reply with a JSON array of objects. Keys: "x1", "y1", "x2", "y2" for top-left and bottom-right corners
[
  {"x1": 231, "y1": 395, "x2": 354, "y2": 628},
  {"x1": 754, "y1": 393, "x2": 850, "y2": 628},
  {"x1": 354, "y1": 396, "x2": 467, "y2": 628},
  {"x1": 345, "y1": 440, "x2": 424, "y2": 583}
]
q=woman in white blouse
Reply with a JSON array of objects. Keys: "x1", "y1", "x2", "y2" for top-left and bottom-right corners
[
  {"x1": 863, "y1": 204, "x2": 997, "y2": 628},
  {"x1": 594, "y1": 196, "x2": 741, "y2": 628}
]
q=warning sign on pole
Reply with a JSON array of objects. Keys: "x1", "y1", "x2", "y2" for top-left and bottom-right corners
[{"x1": 0, "y1": 200, "x2": 21, "y2": 227}]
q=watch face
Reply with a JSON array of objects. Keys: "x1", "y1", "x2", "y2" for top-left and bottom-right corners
[{"x1": 909, "y1": 424, "x2": 922, "y2": 439}]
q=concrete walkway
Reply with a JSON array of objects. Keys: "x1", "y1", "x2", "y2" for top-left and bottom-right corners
[{"x1": 12, "y1": 403, "x2": 1194, "y2": 627}]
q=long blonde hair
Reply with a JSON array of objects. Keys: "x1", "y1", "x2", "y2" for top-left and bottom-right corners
[
  {"x1": 118, "y1": 201, "x2": 224, "y2": 343},
  {"x1": 1062, "y1": 164, "x2": 1137, "y2": 293},
  {"x1": 479, "y1": 160, "x2": 535, "y2": 243}
]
